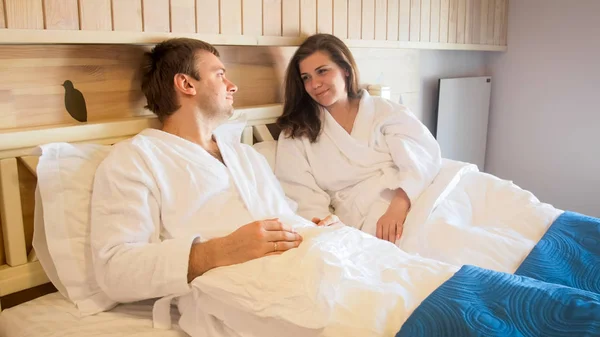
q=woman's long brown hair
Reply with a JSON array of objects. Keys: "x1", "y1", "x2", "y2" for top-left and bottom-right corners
[{"x1": 276, "y1": 34, "x2": 361, "y2": 143}]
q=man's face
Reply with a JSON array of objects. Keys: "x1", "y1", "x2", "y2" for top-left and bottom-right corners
[{"x1": 193, "y1": 51, "x2": 238, "y2": 121}]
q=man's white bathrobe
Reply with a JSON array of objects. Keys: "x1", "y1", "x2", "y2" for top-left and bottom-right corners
[
  {"x1": 274, "y1": 90, "x2": 442, "y2": 236},
  {"x1": 91, "y1": 121, "x2": 301, "y2": 304}
]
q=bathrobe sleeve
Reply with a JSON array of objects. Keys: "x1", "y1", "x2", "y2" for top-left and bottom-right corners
[
  {"x1": 379, "y1": 103, "x2": 442, "y2": 205},
  {"x1": 90, "y1": 145, "x2": 198, "y2": 303},
  {"x1": 275, "y1": 134, "x2": 332, "y2": 221}
]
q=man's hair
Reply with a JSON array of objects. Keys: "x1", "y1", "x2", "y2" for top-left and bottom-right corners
[{"x1": 141, "y1": 38, "x2": 220, "y2": 122}]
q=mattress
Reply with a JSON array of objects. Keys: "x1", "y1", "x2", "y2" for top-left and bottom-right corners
[{"x1": 0, "y1": 292, "x2": 187, "y2": 337}]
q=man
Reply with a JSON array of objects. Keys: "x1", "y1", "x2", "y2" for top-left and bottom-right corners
[{"x1": 90, "y1": 38, "x2": 304, "y2": 305}]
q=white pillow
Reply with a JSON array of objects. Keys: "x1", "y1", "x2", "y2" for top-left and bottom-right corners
[
  {"x1": 252, "y1": 140, "x2": 277, "y2": 171},
  {"x1": 34, "y1": 142, "x2": 117, "y2": 316}
]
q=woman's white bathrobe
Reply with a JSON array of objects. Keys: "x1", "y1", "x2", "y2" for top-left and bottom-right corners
[{"x1": 274, "y1": 90, "x2": 442, "y2": 236}]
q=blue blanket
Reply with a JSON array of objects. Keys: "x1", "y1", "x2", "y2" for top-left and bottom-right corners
[
  {"x1": 515, "y1": 211, "x2": 600, "y2": 294},
  {"x1": 396, "y1": 211, "x2": 600, "y2": 337}
]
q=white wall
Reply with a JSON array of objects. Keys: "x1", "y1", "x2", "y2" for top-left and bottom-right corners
[
  {"x1": 486, "y1": 0, "x2": 600, "y2": 217},
  {"x1": 419, "y1": 50, "x2": 490, "y2": 134}
]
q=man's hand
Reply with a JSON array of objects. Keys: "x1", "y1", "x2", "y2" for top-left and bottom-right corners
[
  {"x1": 311, "y1": 214, "x2": 341, "y2": 227},
  {"x1": 188, "y1": 219, "x2": 302, "y2": 282},
  {"x1": 376, "y1": 188, "x2": 410, "y2": 243}
]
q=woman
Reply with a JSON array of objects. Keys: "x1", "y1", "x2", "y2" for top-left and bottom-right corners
[{"x1": 274, "y1": 34, "x2": 441, "y2": 243}]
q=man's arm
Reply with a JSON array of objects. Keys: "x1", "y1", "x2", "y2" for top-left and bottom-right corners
[{"x1": 187, "y1": 219, "x2": 303, "y2": 282}]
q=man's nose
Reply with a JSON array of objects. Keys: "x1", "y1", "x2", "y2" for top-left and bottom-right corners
[{"x1": 227, "y1": 79, "x2": 238, "y2": 93}]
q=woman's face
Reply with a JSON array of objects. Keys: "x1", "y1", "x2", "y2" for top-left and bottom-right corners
[{"x1": 299, "y1": 51, "x2": 349, "y2": 107}]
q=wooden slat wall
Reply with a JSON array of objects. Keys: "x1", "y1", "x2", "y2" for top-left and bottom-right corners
[
  {"x1": 112, "y1": 0, "x2": 142, "y2": 32},
  {"x1": 79, "y1": 0, "x2": 112, "y2": 31},
  {"x1": 333, "y1": 0, "x2": 348, "y2": 38},
  {"x1": 362, "y1": 0, "x2": 375, "y2": 40},
  {"x1": 5, "y1": 0, "x2": 44, "y2": 29},
  {"x1": 243, "y1": 0, "x2": 262, "y2": 36},
  {"x1": 170, "y1": 0, "x2": 196, "y2": 33},
  {"x1": 0, "y1": 0, "x2": 508, "y2": 47},
  {"x1": 399, "y1": 0, "x2": 411, "y2": 41},
  {"x1": 0, "y1": 1, "x2": 5, "y2": 28},
  {"x1": 263, "y1": 0, "x2": 281, "y2": 36},
  {"x1": 300, "y1": 0, "x2": 316, "y2": 36},
  {"x1": 142, "y1": 0, "x2": 169, "y2": 33},
  {"x1": 317, "y1": 0, "x2": 333, "y2": 34},
  {"x1": 44, "y1": 0, "x2": 79, "y2": 30},
  {"x1": 347, "y1": 0, "x2": 361, "y2": 39}
]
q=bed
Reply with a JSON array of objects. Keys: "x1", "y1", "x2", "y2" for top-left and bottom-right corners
[{"x1": 0, "y1": 85, "x2": 599, "y2": 337}]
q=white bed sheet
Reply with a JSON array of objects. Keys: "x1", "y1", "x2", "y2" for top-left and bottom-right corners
[{"x1": 0, "y1": 292, "x2": 187, "y2": 337}]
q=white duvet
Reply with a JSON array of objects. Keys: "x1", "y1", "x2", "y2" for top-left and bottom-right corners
[{"x1": 173, "y1": 159, "x2": 563, "y2": 337}]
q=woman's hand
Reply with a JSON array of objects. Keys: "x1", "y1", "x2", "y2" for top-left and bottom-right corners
[
  {"x1": 376, "y1": 189, "x2": 411, "y2": 243},
  {"x1": 376, "y1": 208, "x2": 408, "y2": 243},
  {"x1": 311, "y1": 214, "x2": 341, "y2": 227}
]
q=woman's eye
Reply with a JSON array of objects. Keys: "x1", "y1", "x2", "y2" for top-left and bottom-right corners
[
  {"x1": 301, "y1": 76, "x2": 309, "y2": 81},
  {"x1": 318, "y1": 68, "x2": 327, "y2": 74}
]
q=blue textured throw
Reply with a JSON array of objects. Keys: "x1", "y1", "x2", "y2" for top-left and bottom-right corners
[
  {"x1": 515, "y1": 211, "x2": 600, "y2": 294},
  {"x1": 396, "y1": 212, "x2": 600, "y2": 337},
  {"x1": 396, "y1": 265, "x2": 600, "y2": 337}
]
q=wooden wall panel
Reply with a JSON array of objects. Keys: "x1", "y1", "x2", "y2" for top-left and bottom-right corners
[
  {"x1": 78, "y1": 0, "x2": 111, "y2": 31},
  {"x1": 112, "y1": 0, "x2": 143, "y2": 32},
  {"x1": 196, "y1": 0, "x2": 220, "y2": 34},
  {"x1": 494, "y1": 0, "x2": 505, "y2": 45},
  {"x1": 170, "y1": 0, "x2": 196, "y2": 33},
  {"x1": 398, "y1": 0, "x2": 410, "y2": 41},
  {"x1": 386, "y1": 0, "x2": 399, "y2": 41},
  {"x1": 0, "y1": 45, "x2": 306, "y2": 130},
  {"x1": 0, "y1": 1, "x2": 5, "y2": 28},
  {"x1": 457, "y1": 0, "x2": 466, "y2": 43},
  {"x1": 347, "y1": 0, "x2": 361, "y2": 39},
  {"x1": 243, "y1": 0, "x2": 262, "y2": 35},
  {"x1": 220, "y1": 0, "x2": 242, "y2": 35},
  {"x1": 471, "y1": 0, "x2": 481, "y2": 43},
  {"x1": 486, "y1": 0, "x2": 495, "y2": 44},
  {"x1": 361, "y1": 0, "x2": 375, "y2": 40},
  {"x1": 282, "y1": 0, "x2": 300, "y2": 36},
  {"x1": 500, "y1": 0, "x2": 508, "y2": 45},
  {"x1": 263, "y1": 0, "x2": 282, "y2": 36},
  {"x1": 420, "y1": 0, "x2": 430, "y2": 42},
  {"x1": 300, "y1": 0, "x2": 316, "y2": 36},
  {"x1": 332, "y1": 0, "x2": 348, "y2": 38},
  {"x1": 5, "y1": 0, "x2": 44, "y2": 29},
  {"x1": 430, "y1": 0, "x2": 440, "y2": 42},
  {"x1": 409, "y1": 0, "x2": 420, "y2": 41},
  {"x1": 439, "y1": 0, "x2": 449, "y2": 43},
  {"x1": 448, "y1": 0, "x2": 457, "y2": 43},
  {"x1": 479, "y1": 0, "x2": 488, "y2": 44},
  {"x1": 464, "y1": 0, "x2": 473, "y2": 43},
  {"x1": 143, "y1": 0, "x2": 169, "y2": 32},
  {"x1": 43, "y1": 0, "x2": 79, "y2": 30},
  {"x1": 317, "y1": 0, "x2": 333, "y2": 34},
  {"x1": 375, "y1": 0, "x2": 387, "y2": 40}
]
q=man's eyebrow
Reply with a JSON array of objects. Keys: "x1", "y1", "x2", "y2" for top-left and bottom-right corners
[{"x1": 212, "y1": 67, "x2": 226, "y2": 73}]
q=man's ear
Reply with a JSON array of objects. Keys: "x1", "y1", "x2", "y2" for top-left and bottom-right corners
[{"x1": 174, "y1": 73, "x2": 196, "y2": 95}]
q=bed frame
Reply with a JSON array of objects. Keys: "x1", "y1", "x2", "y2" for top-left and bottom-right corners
[{"x1": 0, "y1": 86, "x2": 389, "y2": 311}]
